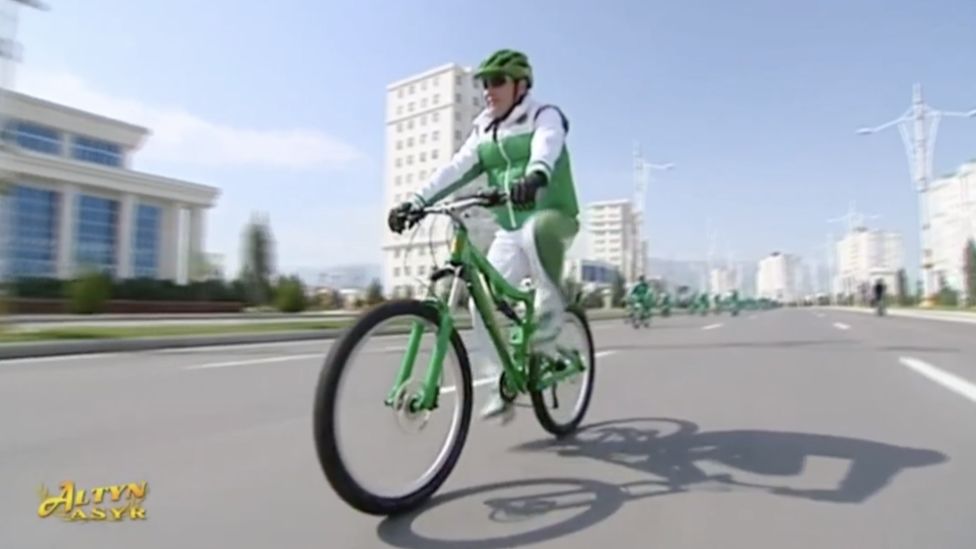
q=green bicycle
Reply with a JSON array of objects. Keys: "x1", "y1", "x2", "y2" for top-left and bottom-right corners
[{"x1": 313, "y1": 190, "x2": 596, "y2": 516}]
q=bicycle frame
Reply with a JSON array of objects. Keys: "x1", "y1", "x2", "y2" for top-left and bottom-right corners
[{"x1": 384, "y1": 210, "x2": 537, "y2": 413}]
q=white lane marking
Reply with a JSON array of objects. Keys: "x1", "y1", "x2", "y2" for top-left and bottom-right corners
[
  {"x1": 1, "y1": 352, "x2": 127, "y2": 366},
  {"x1": 184, "y1": 353, "x2": 322, "y2": 370},
  {"x1": 899, "y1": 356, "x2": 976, "y2": 403},
  {"x1": 441, "y1": 377, "x2": 496, "y2": 395},
  {"x1": 702, "y1": 323, "x2": 723, "y2": 331},
  {"x1": 440, "y1": 350, "x2": 620, "y2": 394},
  {"x1": 826, "y1": 306, "x2": 976, "y2": 325},
  {"x1": 816, "y1": 313, "x2": 826, "y2": 318},
  {"x1": 748, "y1": 315, "x2": 757, "y2": 320},
  {"x1": 833, "y1": 322, "x2": 851, "y2": 331},
  {"x1": 370, "y1": 346, "x2": 408, "y2": 353}
]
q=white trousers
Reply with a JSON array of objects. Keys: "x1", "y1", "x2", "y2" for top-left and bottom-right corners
[{"x1": 467, "y1": 218, "x2": 567, "y2": 382}]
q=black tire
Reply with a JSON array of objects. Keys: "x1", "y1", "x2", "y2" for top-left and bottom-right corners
[
  {"x1": 530, "y1": 306, "x2": 596, "y2": 438},
  {"x1": 312, "y1": 299, "x2": 473, "y2": 516}
]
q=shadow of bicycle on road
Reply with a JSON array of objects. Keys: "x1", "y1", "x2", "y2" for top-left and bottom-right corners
[
  {"x1": 376, "y1": 417, "x2": 947, "y2": 549},
  {"x1": 516, "y1": 418, "x2": 947, "y2": 504}
]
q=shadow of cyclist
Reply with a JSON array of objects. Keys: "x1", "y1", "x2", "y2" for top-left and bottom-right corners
[
  {"x1": 376, "y1": 418, "x2": 947, "y2": 548},
  {"x1": 515, "y1": 417, "x2": 948, "y2": 503}
]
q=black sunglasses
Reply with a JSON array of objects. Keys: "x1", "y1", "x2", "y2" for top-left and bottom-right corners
[{"x1": 481, "y1": 75, "x2": 510, "y2": 89}]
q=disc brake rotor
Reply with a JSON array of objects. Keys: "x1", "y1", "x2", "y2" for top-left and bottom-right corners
[{"x1": 391, "y1": 379, "x2": 432, "y2": 434}]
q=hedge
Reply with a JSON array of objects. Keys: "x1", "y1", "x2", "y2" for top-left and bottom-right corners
[{"x1": 6, "y1": 276, "x2": 247, "y2": 303}]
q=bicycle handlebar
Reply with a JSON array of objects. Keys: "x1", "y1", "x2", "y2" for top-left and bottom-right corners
[
  {"x1": 426, "y1": 189, "x2": 507, "y2": 212},
  {"x1": 404, "y1": 190, "x2": 507, "y2": 225}
]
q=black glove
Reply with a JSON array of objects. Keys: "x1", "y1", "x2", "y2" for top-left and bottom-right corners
[
  {"x1": 509, "y1": 171, "x2": 548, "y2": 210},
  {"x1": 387, "y1": 201, "x2": 418, "y2": 234}
]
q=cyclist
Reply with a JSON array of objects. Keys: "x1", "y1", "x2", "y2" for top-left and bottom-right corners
[
  {"x1": 387, "y1": 49, "x2": 580, "y2": 424},
  {"x1": 628, "y1": 275, "x2": 652, "y2": 321},
  {"x1": 873, "y1": 278, "x2": 886, "y2": 314},
  {"x1": 659, "y1": 290, "x2": 672, "y2": 316},
  {"x1": 729, "y1": 289, "x2": 741, "y2": 316}
]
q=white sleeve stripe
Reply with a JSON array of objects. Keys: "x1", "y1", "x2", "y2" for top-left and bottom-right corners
[{"x1": 529, "y1": 107, "x2": 567, "y2": 180}]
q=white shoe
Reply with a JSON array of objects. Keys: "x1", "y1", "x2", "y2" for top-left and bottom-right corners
[{"x1": 480, "y1": 394, "x2": 516, "y2": 425}]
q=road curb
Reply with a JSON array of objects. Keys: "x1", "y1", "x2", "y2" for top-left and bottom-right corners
[
  {"x1": 0, "y1": 312, "x2": 629, "y2": 360},
  {"x1": 0, "y1": 324, "x2": 440, "y2": 360},
  {"x1": 6, "y1": 311, "x2": 356, "y2": 325},
  {"x1": 824, "y1": 306, "x2": 976, "y2": 325}
]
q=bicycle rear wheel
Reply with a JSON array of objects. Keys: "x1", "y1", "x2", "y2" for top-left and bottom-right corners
[
  {"x1": 530, "y1": 306, "x2": 596, "y2": 437},
  {"x1": 313, "y1": 300, "x2": 473, "y2": 516}
]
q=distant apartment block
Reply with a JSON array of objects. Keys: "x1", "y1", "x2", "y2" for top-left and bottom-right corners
[
  {"x1": 381, "y1": 63, "x2": 494, "y2": 298},
  {"x1": 927, "y1": 161, "x2": 976, "y2": 299},
  {"x1": 756, "y1": 252, "x2": 802, "y2": 302},
  {"x1": 834, "y1": 227, "x2": 904, "y2": 297},
  {"x1": 586, "y1": 199, "x2": 642, "y2": 284}
]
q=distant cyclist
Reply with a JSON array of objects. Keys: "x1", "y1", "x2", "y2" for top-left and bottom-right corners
[
  {"x1": 873, "y1": 278, "x2": 886, "y2": 315},
  {"x1": 628, "y1": 275, "x2": 652, "y2": 320}
]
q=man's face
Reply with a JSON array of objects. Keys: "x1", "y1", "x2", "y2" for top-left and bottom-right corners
[{"x1": 482, "y1": 74, "x2": 520, "y2": 116}]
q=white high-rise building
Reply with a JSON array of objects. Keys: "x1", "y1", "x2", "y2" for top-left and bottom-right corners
[
  {"x1": 382, "y1": 63, "x2": 493, "y2": 298},
  {"x1": 834, "y1": 227, "x2": 904, "y2": 297},
  {"x1": 586, "y1": 199, "x2": 641, "y2": 283},
  {"x1": 709, "y1": 267, "x2": 737, "y2": 295},
  {"x1": 928, "y1": 161, "x2": 976, "y2": 299},
  {"x1": 756, "y1": 252, "x2": 802, "y2": 302}
]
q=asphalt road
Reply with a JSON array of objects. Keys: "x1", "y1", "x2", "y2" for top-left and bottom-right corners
[{"x1": 2, "y1": 308, "x2": 975, "y2": 548}]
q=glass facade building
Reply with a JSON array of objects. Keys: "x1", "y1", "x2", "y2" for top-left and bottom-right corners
[
  {"x1": 72, "y1": 135, "x2": 123, "y2": 167},
  {"x1": 75, "y1": 194, "x2": 120, "y2": 275},
  {"x1": 6, "y1": 186, "x2": 167, "y2": 279},
  {"x1": 0, "y1": 89, "x2": 217, "y2": 283},
  {"x1": 2, "y1": 120, "x2": 63, "y2": 155},
  {"x1": 8, "y1": 185, "x2": 59, "y2": 277},
  {"x1": 133, "y1": 204, "x2": 161, "y2": 278}
]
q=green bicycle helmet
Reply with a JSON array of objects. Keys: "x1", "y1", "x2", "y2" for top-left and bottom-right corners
[{"x1": 474, "y1": 49, "x2": 533, "y2": 87}]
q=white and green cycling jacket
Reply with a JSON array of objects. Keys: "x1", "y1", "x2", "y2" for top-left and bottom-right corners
[{"x1": 413, "y1": 94, "x2": 580, "y2": 231}]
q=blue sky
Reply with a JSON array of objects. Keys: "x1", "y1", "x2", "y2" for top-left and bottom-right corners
[{"x1": 14, "y1": 0, "x2": 976, "y2": 280}]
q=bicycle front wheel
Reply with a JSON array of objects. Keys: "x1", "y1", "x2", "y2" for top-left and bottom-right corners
[
  {"x1": 530, "y1": 306, "x2": 596, "y2": 438},
  {"x1": 313, "y1": 300, "x2": 473, "y2": 516}
]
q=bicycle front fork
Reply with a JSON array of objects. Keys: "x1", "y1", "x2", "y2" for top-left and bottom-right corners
[{"x1": 384, "y1": 310, "x2": 455, "y2": 412}]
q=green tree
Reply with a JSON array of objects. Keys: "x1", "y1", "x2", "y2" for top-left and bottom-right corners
[
  {"x1": 582, "y1": 290, "x2": 605, "y2": 309},
  {"x1": 896, "y1": 268, "x2": 911, "y2": 306},
  {"x1": 239, "y1": 213, "x2": 275, "y2": 306},
  {"x1": 67, "y1": 271, "x2": 112, "y2": 314},
  {"x1": 936, "y1": 274, "x2": 959, "y2": 307},
  {"x1": 274, "y1": 275, "x2": 307, "y2": 313},
  {"x1": 318, "y1": 289, "x2": 344, "y2": 310},
  {"x1": 611, "y1": 273, "x2": 626, "y2": 307},
  {"x1": 965, "y1": 239, "x2": 976, "y2": 307},
  {"x1": 365, "y1": 279, "x2": 384, "y2": 305},
  {"x1": 562, "y1": 276, "x2": 582, "y2": 304}
]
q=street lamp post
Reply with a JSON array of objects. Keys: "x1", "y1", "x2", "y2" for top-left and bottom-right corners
[
  {"x1": 856, "y1": 83, "x2": 976, "y2": 302},
  {"x1": 632, "y1": 141, "x2": 673, "y2": 283}
]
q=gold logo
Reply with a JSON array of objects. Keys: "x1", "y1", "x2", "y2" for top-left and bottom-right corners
[{"x1": 37, "y1": 481, "x2": 148, "y2": 522}]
